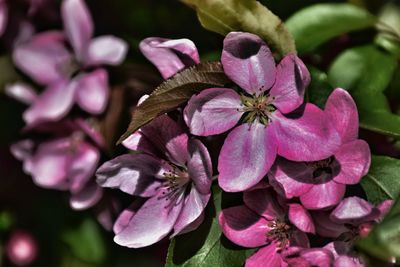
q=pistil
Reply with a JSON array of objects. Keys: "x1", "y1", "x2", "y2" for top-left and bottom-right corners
[
  {"x1": 239, "y1": 93, "x2": 276, "y2": 125},
  {"x1": 267, "y1": 219, "x2": 291, "y2": 249}
]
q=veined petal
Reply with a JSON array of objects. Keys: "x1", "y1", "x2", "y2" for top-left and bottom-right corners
[
  {"x1": 333, "y1": 140, "x2": 371, "y2": 185},
  {"x1": 243, "y1": 188, "x2": 285, "y2": 221},
  {"x1": 221, "y1": 32, "x2": 276, "y2": 95},
  {"x1": 219, "y1": 205, "x2": 269, "y2": 248},
  {"x1": 325, "y1": 88, "x2": 358, "y2": 143},
  {"x1": 288, "y1": 203, "x2": 315, "y2": 234},
  {"x1": 122, "y1": 131, "x2": 158, "y2": 155},
  {"x1": 218, "y1": 122, "x2": 278, "y2": 192},
  {"x1": 274, "y1": 104, "x2": 341, "y2": 162},
  {"x1": 96, "y1": 153, "x2": 164, "y2": 197},
  {"x1": 140, "y1": 37, "x2": 199, "y2": 79},
  {"x1": 313, "y1": 212, "x2": 348, "y2": 238},
  {"x1": 74, "y1": 69, "x2": 109, "y2": 114},
  {"x1": 299, "y1": 248, "x2": 334, "y2": 267},
  {"x1": 86, "y1": 36, "x2": 128, "y2": 66},
  {"x1": 114, "y1": 189, "x2": 184, "y2": 248},
  {"x1": 61, "y1": 0, "x2": 93, "y2": 61},
  {"x1": 5, "y1": 83, "x2": 37, "y2": 105},
  {"x1": 184, "y1": 88, "x2": 242, "y2": 136},
  {"x1": 70, "y1": 182, "x2": 103, "y2": 210},
  {"x1": 270, "y1": 54, "x2": 310, "y2": 114},
  {"x1": 245, "y1": 243, "x2": 286, "y2": 267},
  {"x1": 330, "y1": 197, "x2": 377, "y2": 225},
  {"x1": 334, "y1": 256, "x2": 364, "y2": 267},
  {"x1": 113, "y1": 199, "x2": 145, "y2": 235},
  {"x1": 187, "y1": 139, "x2": 212, "y2": 194}
]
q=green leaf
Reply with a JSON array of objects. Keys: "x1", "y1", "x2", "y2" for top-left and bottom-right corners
[
  {"x1": 306, "y1": 66, "x2": 334, "y2": 108},
  {"x1": 286, "y1": 3, "x2": 376, "y2": 55},
  {"x1": 166, "y1": 186, "x2": 253, "y2": 267},
  {"x1": 62, "y1": 218, "x2": 106, "y2": 264},
  {"x1": 361, "y1": 155, "x2": 400, "y2": 204},
  {"x1": 180, "y1": 0, "x2": 296, "y2": 56},
  {"x1": 118, "y1": 61, "x2": 229, "y2": 143},
  {"x1": 328, "y1": 45, "x2": 399, "y2": 138}
]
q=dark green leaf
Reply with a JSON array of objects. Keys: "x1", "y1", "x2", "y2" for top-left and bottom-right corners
[
  {"x1": 306, "y1": 66, "x2": 334, "y2": 108},
  {"x1": 361, "y1": 155, "x2": 400, "y2": 204},
  {"x1": 180, "y1": 0, "x2": 296, "y2": 57},
  {"x1": 118, "y1": 62, "x2": 229, "y2": 143},
  {"x1": 286, "y1": 3, "x2": 376, "y2": 55}
]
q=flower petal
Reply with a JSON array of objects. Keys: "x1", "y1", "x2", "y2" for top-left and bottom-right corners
[
  {"x1": 0, "y1": 1, "x2": 8, "y2": 36},
  {"x1": 312, "y1": 212, "x2": 348, "y2": 238},
  {"x1": 270, "y1": 54, "x2": 310, "y2": 114},
  {"x1": 330, "y1": 197, "x2": 378, "y2": 225},
  {"x1": 187, "y1": 139, "x2": 212, "y2": 194},
  {"x1": 333, "y1": 140, "x2": 371, "y2": 185},
  {"x1": 184, "y1": 88, "x2": 242, "y2": 136},
  {"x1": 288, "y1": 203, "x2": 315, "y2": 234},
  {"x1": 114, "y1": 189, "x2": 184, "y2": 248},
  {"x1": 300, "y1": 248, "x2": 334, "y2": 267},
  {"x1": 61, "y1": 0, "x2": 93, "y2": 60},
  {"x1": 139, "y1": 37, "x2": 199, "y2": 79},
  {"x1": 70, "y1": 182, "x2": 103, "y2": 210},
  {"x1": 113, "y1": 199, "x2": 145, "y2": 235},
  {"x1": 334, "y1": 256, "x2": 364, "y2": 267},
  {"x1": 5, "y1": 83, "x2": 37, "y2": 105},
  {"x1": 325, "y1": 88, "x2": 358, "y2": 143},
  {"x1": 245, "y1": 243, "x2": 286, "y2": 267},
  {"x1": 86, "y1": 36, "x2": 128, "y2": 66},
  {"x1": 243, "y1": 188, "x2": 285, "y2": 220},
  {"x1": 96, "y1": 153, "x2": 164, "y2": 197},
  {"x1": 274, "y1": 104, "x2": 341, "y2": 161},
  {"x1": 221, "y1": 32, "x2": 276, "y2": 95},
  {"x1": 122, "y1": 131, "x2": 158, "y2": 155},
  {"x1": 218, "y1": 122, "x2": 278, "y2": 192},
  {"x1": 218, "y1": 205, "x2": 269, "y2": 248},
  {"x1": 377, "y1": 200, "x2": 393, "y2": 220},
  {"x1": 74, "y1": 69, "x2": 109, "y2": 114}
]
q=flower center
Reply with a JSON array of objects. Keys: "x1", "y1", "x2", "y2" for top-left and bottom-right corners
[
  {"x1": 159, "y1": 164, "x2": 190, "y2": 207},
  {"x1": 306, "y1": 156, "x2": 335, "y2": 178},
  {"x1": 267, "y1": 219, "x2": 291, "y2": 249},
  {"x1": 240, "y1": 93, "x2": 276, "y2": 125}
]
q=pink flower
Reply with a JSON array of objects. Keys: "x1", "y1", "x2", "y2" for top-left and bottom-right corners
[
  {"x1": 282, "y1": 246, "x2": 334, "y2": 266},
  {"x1": 269, "y1": 89, "x2": 371, "y2": 209},
  {"x1": 96, "y1": 115, "x2": 212, "y2": 248},
  {"x1": 184, "y1": 32, "x2": 340, "y2": 192},
  {"x1": 12, "y1": 0, "x2": 128, "y2": 126},
  {"x1": 218, "y1": 187, "x2": 314, "y2": 267},
  {"x1": 6, "y1": 230, "x2": 38, "y2": 266}
]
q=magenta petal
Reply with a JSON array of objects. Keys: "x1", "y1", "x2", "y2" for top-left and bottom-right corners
[
  {"x1": 172, "y1": 187, "x2": 210, "y2": 236},
  {"x1": 122, "y1": 131, "x2": 158, "y2": 155},
  {"x1": 184, "y1": 88, "x2": 242, "y2": 136},
  {"x1": 300, "y1": 175, "x2": 345, "y2": 210},
  {"x1": 187, "y1": 139, "x2": 212, "y2": 194},
  {"x1": 245, "y1": 243, "x2": 286, "y2": 267},
  {"x1": 300, "y1": 248, "x2": 334, "y2": 267},
  {"x1": 377, "y1": 200, "x2": 393, "y2": 220},
  {"x1": 70, "y1": 182, "x2": 103, "y2": 210},
  {"x1": 10, "y1": 140, "x2": 34, "y2": 162},
  {"x1": 313, "y1": 212, "x2": 348, "y2": 238},
  {"x1": 114, "y1": 189, "x2": 184, "y2": 248},
  {"x1": 218, "y1": 122, "x2": 277, "y2": 192},
  {"x1": 270, "y1": 54, "x2": 310, "y2": 114},
  {"x1": 221, "y1": 32, "x2": 276, "y2": 95},
  {"x1": 5, "y1": 83, "x2": 37, "y2": 105},
  {"x1": 86, "y1": 36, "x2": 128, "y2": 66},
  {"x1": 243, "y1": 188, "x2": 285, "y2": 221},
  {"x1": 333, "y1": 140, "x2": 371, "y2": 185},
  {"x1": 139, "y1": 37, "x2": 199, "y2": 79},
  {"x1": 290, "y1": 229, "x2": 310, "y2": 248},
  {"x1": 0, "y1": 1, "x2": 7, "y2": 36},
  {"x1": 274, "y1": 104, "x2": 341, "y2": 161},
  {"x1": 113, "y1": 200, "x2": 144, "y2": 235},
  {"x1": 218, "y1": 205, "x2": 269, "y2": 248},
  {"x1": 269, "y1": 158, "x2": 314, "y2": 199},
  {"x1": 325, "y1": 88, "x2": 359, "y2": 143},
  {"x1": 176, "y1": 212, "x2": 205, "y2": 236},
  {"x1": 330, "y1": 197, "x2": 377, "y2": 224},
  {"x1": 334, "y1": 256, "x2": 363, "y2": 267},
  {"x1": 288, "y1": 204, "x2": 315, "y2": 234},
  {"x1": 96, "y1": 154, "x2": 164, "y2": 197},
  {"x1": 61, "y1": 0, "x2": 93, "y2": 61},
  {"x1": 74, "y1": 69, "x2": 109, "y2": 114}
]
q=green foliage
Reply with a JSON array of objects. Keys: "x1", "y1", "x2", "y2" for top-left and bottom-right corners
[
  {"x1": 180, "y1": 0, "x2": 296, "y2": 57},
  {"x1": 286, "y1": 3, "x2": 376, "y2": 55},
  {"x1": 306, "y1": 66, "x2": 334, "y2": 109}
]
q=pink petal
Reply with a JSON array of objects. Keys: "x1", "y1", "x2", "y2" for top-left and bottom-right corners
[
  {"x1": 172, "y1": 187, "x2": 210, "y2": 236},
  {"x1": 270, "y1": 54, "x2": 310, "y2": 114},
  {"x1": 274, "y1": 103, "x2": 341, "y2": 161},
  {"x1": 290, "y1": 229, "x2": 310, "y2": 248},
  {"x1": 5, "y1": 83, "x2": 37, "y2": 105},
  {"x1": 300, "y1": 174, "x2": 345, "y2": 210},
  {"x1": 245, "y1": 243, "x2": 287, "y2": 267},
  {"x1": 96, "y1": 153, "x2": 164, "y2": 197},
  {"x1": 74, "y1": 69, "x2": 109, "y2": 114},
  {"x1": 221, "y1": 32, "x2": 276, "y2": 95},
  {"x1": 10, "y1": 140, "x2": 34, "y2": 162},
  {"x1": 269, "y1": 158, "x2": 314, "y2": 199},
  {"x1": 0, "y1": 1, "x2": 8, "y2": 36},
  {"x1": 139, "y1": 37, "x2": 199, "y2": 79},
  {"x1": 218, "y1": 205, "x2": 269, "y2": 248},
  {"x1": 187, "y1": 139, "x2": 212, "y2": 194},
  {"x1": 13, "y1": 33, "x2": 71, "y2": 85},
  {"x1": 122, "y1": 131, "x2": 157, "y2": 155},
  {"x1": 323, "y1": 241, "x2": 352, "y2": 259},
  {"x1": 184, "y1": 88, "x2": 242, "y2": 136},
  {"x1": 333, "y1": 140, "x2": 371, "y2": 185},
  {"x1": 218, "y1": 122, "x2": 278, "y2": 192},
  {"x1": 70, "y1": 182, "x2": 103, "y2": 210},
  {"x1": 243, "y1": 188, "x2": 285, "y2": 220},
  {"x1": 113, "y1": 200, "x2": 144, "y2": 235},
  {"x1": 114, "y1": 189, "x2": 184, "y2": 248},
  {"x1": 176, "y1": 212, "x2": 205, "y2": 236},
  {"x1": 23, "y1": 80, "x2": 75, "y2": 126},
  {"x1": 312, "y1": 212, "x2": 348, "y2": 238},
  {"x1": 330, "y1": 197, "x2": 378, "y2": 224},
  {"x1": 300, "y1": 248, "x2": 334, "y2": 267},
  {"x1": 377, "y1": 200, "x2": 393, "y2": 220},
  {"x1": 61, "y1": 0, "x2": 93, "y2": 61},
  {"x1": 334, "y1": 256, "x2": 364, "y2": 267},
  {"x1": 325, "y1": 88, "x2": 358, "y2": 143},
  {"x1": 288, "y1": 203, "x2": 315, "y2": 234},
  {"x1": 86, "y1": 36, "x2": 128, "y2": 66}
]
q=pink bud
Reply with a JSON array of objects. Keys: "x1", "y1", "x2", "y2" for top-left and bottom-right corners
[
  {"x1": 6, "y1": 230, "x2": 38, "y2": 266},
  {"x1": 358, "y1": 222, "x2": 374, "y2": 237}
]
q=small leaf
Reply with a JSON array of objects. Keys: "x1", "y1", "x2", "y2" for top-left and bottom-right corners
[
  {"x1": 286, "y1": 3, "x2": 376, "y2": 54},
  {"x1": 118, "y1": 61, "x2": 229, "y2": 143},
  {"x1": 180, "y1": 0, "x2": 296, "y2": 57},
  {"x1": 361, "y1": 155, "x2": 400, "y2": 204}
]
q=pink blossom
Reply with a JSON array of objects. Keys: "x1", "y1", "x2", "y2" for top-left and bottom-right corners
[
  {"x1": 6, "y1": 230, "x2": 38, "y2": 266},
  {"x1": 184, "y1": 32, "x2": 340, "y2": 192},
  {"x1": 269, "y1": 89, "x2": 371, "y2": 209},
  {"x1": 12, "y1": 0, "x2": 128, "y2": 126},
  {"x1": 96, "y1": 115, "x2": 212, "y2": 248}
]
